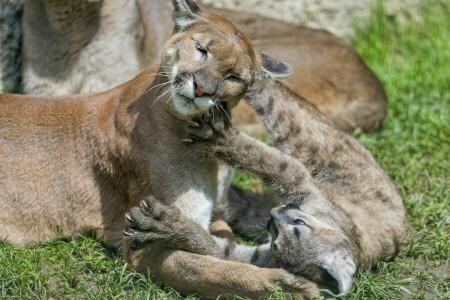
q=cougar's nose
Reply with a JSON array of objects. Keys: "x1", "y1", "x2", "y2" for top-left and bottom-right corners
[{"x1": 195, "y1": 81, "x2": 211, "y2": 97}]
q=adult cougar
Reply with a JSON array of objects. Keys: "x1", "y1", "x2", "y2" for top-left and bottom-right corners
[
  {"x1": 1, "y1": 0, "x2": 387, "y2": 132},
  {"x1": 0, "y1": 0, "x2": 321, "y2": 298},
  {"x1": 124, "y1": 80, "x2": 407, "y2": 294}
]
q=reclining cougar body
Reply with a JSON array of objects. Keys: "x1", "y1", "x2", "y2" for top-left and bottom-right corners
[
  {"x1": 2, "y1": 0, "x2": 387, "y2": 132},
  {"x1": 0, "y1": 1, "x2": 321, "y2": 298}
]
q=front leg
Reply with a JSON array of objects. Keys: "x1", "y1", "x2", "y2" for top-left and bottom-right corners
[
  {"x1": 123, "y1": 243, "x2": 320, "y2": 299},
  {"x1": 124, "y1": 196, "x2": 224, "y2": 258},
  {"x1": 184, "y1": 110, "x2": 325, "y2": 204},
  {"x1": 122, "y1": 198, "x2": 320, "y2": 298},
  {"x1": 124, "y1": 197, "x2": 272, "y2": 267}
]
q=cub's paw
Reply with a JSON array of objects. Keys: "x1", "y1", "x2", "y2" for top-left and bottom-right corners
[
  {"x1": 183, "y1": 103, "x2": 237, "y2": 158},
  {"x1": 123, "y1": 197, "x2": 181, "y2": 250}
]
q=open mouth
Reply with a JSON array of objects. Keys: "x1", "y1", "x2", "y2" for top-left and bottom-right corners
[
  {"x1": 266, "y1": 217, "x2": 275, "y2": 232},
  {"x1": 266, "y1": 216, "x2": 280, "y2": 241}
]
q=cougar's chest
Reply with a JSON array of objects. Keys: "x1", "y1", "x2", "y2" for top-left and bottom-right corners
[
  {"x1": 131, "y1": 109, "x2": 234, "y2": 230},
  {"x1": 142, "y1": 143, "x2": 233, "y2": 230},
  {"x1": 171, "y1": 158, "x2": 233, "y2": 230}
]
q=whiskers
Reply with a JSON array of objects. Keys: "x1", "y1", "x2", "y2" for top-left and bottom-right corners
[
  {"x1": 144, "y1": 73, "x2": 171, "y2": 78},
  {"x1": 248, "y1": 220, "x2": 272, "y2": 242},
  {"x1": 166, "y1": 84, "x2": 182, "y2": 105},
  {"x1": 144, "y1": 80, "x2": 171, "y2": 95},
  {"x1": 150, "y1": 83, "x2": 181, "y2": 108},
  {"x1": 210, "y1": 98, "x2": 232, "y2": 124},
  {"x1": 231, "y1": 221, "x2": 270, "y2": 243},
  {"x1": 143, "y1": 67, "x2": 173, "y2": 79}
]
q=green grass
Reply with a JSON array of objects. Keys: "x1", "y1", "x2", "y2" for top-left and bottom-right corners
[
  {"x1": 1, "y1": 0, "x2": 449, "y2": 299},
  {"x1": 343, "y1": 1, "x2": 449, "y2": 298}
]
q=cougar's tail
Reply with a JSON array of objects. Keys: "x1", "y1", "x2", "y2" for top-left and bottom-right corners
[
  {"x1": 218, "y1": 185, "x2": 280, "y2": 243},
  {"x1": 0, "y1": 0, "x2": 24, "y2": 93}
]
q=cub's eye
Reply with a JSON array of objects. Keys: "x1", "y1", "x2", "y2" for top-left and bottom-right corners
[{"x1": 292, "y1": 219, "x2": 306, "y2": 225}]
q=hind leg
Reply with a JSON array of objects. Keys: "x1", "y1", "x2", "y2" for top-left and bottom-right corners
[{"x1": 209, "y1": 212, "x2": 241, "y2": 243}]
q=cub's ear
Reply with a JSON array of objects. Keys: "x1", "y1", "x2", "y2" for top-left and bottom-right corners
[
  {"x1": 318, "y1": 248, "x2": 356, "y2": 293},
  {"x1": 259, "y1": 53, "x2": 293, "y2": 80},
  {"x1": 172, "y1": 0, "x2": 202, "y2": 28}
]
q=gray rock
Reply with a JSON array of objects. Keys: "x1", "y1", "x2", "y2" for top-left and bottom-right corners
[
  {"x1": 198, "y1": 0, "x2": 425, "y2": 38},
  {"x1": 0, "y1": 0, "x2": 23, "y2": 93}
]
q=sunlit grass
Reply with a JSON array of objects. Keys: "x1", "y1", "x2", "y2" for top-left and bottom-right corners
[{"x1": 1, "y1": 0, "x2": 448, "y2": 299}]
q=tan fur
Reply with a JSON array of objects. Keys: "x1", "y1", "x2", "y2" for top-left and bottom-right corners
[
  {"x1": 209, "y1": 212, "x2": 240, "y2": 242},
  {"x1": 190, "y1": 81, "x2": 406, "y2": 266},
  {"x1": 241, "y1": 80, "x2": 407, "y2": 268},
  {"x1": 143, "y1": 79, "x2": 406, "y2": 292},
  {"x1": 0, "y1": 2, "x2": 319, "y2": 298},
  {"x1": 187, "y1": 80, "x2": 407, "y2": 269},
  {"x1": 16, "y1": 0, "x2": 386, "y2": 132}
]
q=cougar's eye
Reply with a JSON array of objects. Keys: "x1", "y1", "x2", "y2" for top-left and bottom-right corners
[
  {"x1": 292, "y1": 219, "x2": 306, "y2": 225},
  {"x1": 197, "y1": 47, "x2": 207, "y2": 56},
  {"x1": 195, "y1": 42, "x2": 207, "y2": 57}
]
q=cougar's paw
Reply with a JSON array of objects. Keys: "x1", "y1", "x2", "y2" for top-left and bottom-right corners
[
  {"x1": 183, "y1": 104, "x2": 236, "y2": 158},
  {"x1": 184, "y1": 120, "x2": 214, "y2": 140},
  {"x1": 269, "y1": 270, "x2": 320, "y2": 299},
  {"x1": 123, "y1": 197, "x2": 180, "y2": 250}
]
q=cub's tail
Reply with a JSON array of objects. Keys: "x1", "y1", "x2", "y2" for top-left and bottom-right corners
[
  {"x1": 0, "y1": 0, "x2": 24, "y2": 93},
  {"x1": 218, "y1": 185, "x2": 280, "y2": 243}
]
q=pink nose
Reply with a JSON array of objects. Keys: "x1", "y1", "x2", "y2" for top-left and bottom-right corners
[{"x1": 195, "y1": 81, "x2": 211, "y2": 97}]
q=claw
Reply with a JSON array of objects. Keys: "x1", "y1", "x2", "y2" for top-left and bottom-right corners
[
  {"x1": 125, "y1": 213, "x2": 134, "y2": 223},
  {"x1": 182, "y1": 138, "x2": 193, "y2": 143},
  {"x1": 123, "y1": 230, "x2": 133, "y2": 237},
  {"x1": 142, "y1": 198, "x2": 150, "y2": 210},
  {"x1": 188, "y1": 120, "x2": 200, "y2": 127}
]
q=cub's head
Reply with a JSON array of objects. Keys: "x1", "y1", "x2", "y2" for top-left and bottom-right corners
[
  {"x1": 267, "y1": 203, "x2": 357, "y2": 294},
  {"x1": 160, "y1": 0, "x2": 291, "y2": 118}
]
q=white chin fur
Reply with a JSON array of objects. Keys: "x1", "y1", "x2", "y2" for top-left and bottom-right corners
[
  {"x1": 172, "y1": 94, "x2": 214, "y2": 117},
  {"x1": 178, "y1": 80, "x2": 195, "y2": 99},
  {"x1": 167, "y1": 68, "x2": 214, "y2": 117},
  {"x1": 194, "y1": 97, "x2": 214, "y2": 110}
]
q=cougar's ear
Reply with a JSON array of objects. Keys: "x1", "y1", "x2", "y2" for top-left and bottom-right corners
[
  {"x1": 258, "y1": 53, "x2": 292, "y2": 81},
  {"x1": 319, "y1": 249, "x2": 356, "y2": 293},
  {"x1": 172, "y1": 0, "x2": 202, "y2": 28}
]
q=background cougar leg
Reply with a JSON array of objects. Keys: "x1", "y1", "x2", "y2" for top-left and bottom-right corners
[{"x1": 209, "y1": 212, "x2": 240, "y2": 242}]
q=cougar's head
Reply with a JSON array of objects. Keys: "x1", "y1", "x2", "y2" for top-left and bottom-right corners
[
  {"x1": 267, "y1": 203, "x2": 357, "y2": 294},
  {"x1": 159, "y1": 0, "x2": 292, "y2": 119}
]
